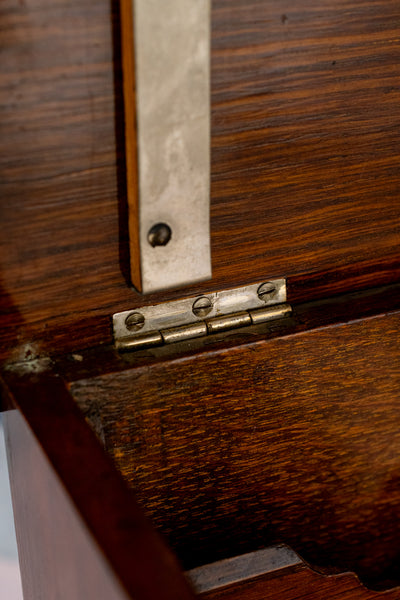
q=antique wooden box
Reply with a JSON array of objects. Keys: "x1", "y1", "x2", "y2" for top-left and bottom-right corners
[{"x1": 1, "y1": 1, "x2": 400, "y2": 598}]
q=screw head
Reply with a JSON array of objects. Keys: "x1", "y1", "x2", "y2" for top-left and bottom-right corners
[
  {"x1": 125, "y1": 312, "x2": 145, "y2": 332},
  {"x1": 147, "y1": 223, "x2": 172, "y2": 247},
  {"x1": 192, "y1": 296, "x2": 213, "y2": 318},
  {"x1": 257, "y1": 282, "x2": 276, "y2": 302}
]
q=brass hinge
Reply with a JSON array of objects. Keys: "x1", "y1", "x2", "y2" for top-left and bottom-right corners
[{"x1": 113, "y1": 279, "x2": 291, "y2": 352}]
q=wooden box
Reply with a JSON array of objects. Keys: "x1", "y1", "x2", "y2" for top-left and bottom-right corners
[{"x1": 1, "y1": 1, "x2": 400, "y2": 598}]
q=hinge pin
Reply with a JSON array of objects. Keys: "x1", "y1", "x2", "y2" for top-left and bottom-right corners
[
  {"x1": 249, "y1": 303, "x2": 292, "y2": 325},
  {"x1": 162, "y1": 322, "x2": 207, "y2": 345},
  {"x1": 115, "y1": 331, "x2": 163, "y2": 352},
  {"x1": 206, "y1": 311, "x2": 251, "y2": 334},
  {"x1": 115, "y1": 303, "x2": 292, "y2": 352},
  {"x1": 113, "y1": 278, "x2": 291, "y2": 352}
]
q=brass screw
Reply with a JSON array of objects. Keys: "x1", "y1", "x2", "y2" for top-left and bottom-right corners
[
  {"x1": 125, "y1": 312, "x2": 145, "y2": 332},
  {"x1": 257, "y1": 282, "x2": 276, "y2": 302},
  {"x1": 192, "y1": 296, "x2": 213, "y2": 318}
]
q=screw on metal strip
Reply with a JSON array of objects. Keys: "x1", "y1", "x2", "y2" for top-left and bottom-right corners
[
  {"x1": 192, "y1": 296, "x2": 213, "y2": 318},
  {"x1": 113, "y1": 278, "x2": 290, "y2": 352}
]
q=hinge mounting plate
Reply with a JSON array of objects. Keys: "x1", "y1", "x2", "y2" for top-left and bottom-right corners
[{"x1": 113, "y1": 279, "x2": 291, "y2": 352}]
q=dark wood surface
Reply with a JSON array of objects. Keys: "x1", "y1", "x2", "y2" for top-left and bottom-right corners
[
  {"x1": 1, "y1": 365, "x2": 195, "y2": 600},
  {"x1": 1, "y1": 0, "x2": 400, "y2": 361},
  {"x1": 198, "y1": 564, "x2": 400, "y2": 600},
  {"x1": 56, "y1": 282, "x2": 400, "y2": 384},
  {"x1": 188, "y1": 545, "x2": 400, "y2": 599},
  {"x1": 71, "y1": 309, "x2": 400, "y2": 591}
]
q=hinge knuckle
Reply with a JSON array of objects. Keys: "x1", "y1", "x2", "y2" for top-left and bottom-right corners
[
  {"x1": 206, "y1": 311, "x2": 252, "y2": 334},
  {"x1": 113, "y1": 279, "x2": 291, "y2": 352},
  {"x1": 249, "y1": 303, "x2": 292, "y2": 325},
  {"x1": 115, "y1": 331, "x2": 163, "y2": 352},
  {"x1": 162, "y1": 323, "x2": 207, "y2": 345}
]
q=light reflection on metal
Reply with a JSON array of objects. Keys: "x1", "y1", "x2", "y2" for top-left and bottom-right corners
[{"x1": 113, "y1": 279, "x2": 290, "y2": 351}]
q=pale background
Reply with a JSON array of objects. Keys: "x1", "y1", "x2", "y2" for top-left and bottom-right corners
[{"x1": 0, "y1": 415, "x2": 23, "y2": 599}]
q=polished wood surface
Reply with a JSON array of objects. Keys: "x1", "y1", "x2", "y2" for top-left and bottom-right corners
[
  {"x1": 1, "y1": 0, "x2": 400, "y2": 361},
  {"x1": 1, "y1": 366, "x2": 195, "y2": 600},
  {"x1": 71, "y1": 309, "x2": 400, "y2": 591},
  {"x1": 4, "y1": 408, "x2": 132, "y2": 600}
]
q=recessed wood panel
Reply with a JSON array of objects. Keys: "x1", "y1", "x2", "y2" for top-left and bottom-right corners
[
  {"x1": 1, "y1": 0, "x2": 400, "y2": 359},
  {"x1": 72, "y1": 310, "x2": 400, "y2": 590}
]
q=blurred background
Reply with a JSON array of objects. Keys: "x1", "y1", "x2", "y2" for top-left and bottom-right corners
[{"x1": 0, "y1": 414, "x2": 23, "y2": 599}]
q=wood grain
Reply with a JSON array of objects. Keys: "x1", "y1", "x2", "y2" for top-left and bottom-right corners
[
  {"x1": 4, "y1": 367, "x2": 400, "y2": 600},
  {"x1": 189, "y1": 546, "x2": 400, "y2": 599},
  {"x1": 198, "y1": 563, "x2": 400, "y2": 600},
  {"x1": 71, "y1": 310, "x2": 400, "y2": 591},
  {"x1": 1, "y1": 0, "x2": 400, "y2": 360},
  {"x1": 1, "y1": 365, "x2": 195, "y2": 600},
  {"x1": 119, "y1": 0, "x2": 141, "y2": 291}
]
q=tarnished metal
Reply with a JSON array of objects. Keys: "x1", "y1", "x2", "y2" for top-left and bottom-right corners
[
  {"x1": 162, "y1": 322, "x2": 207, "y2": 345},
  {"x1": 115, "y1": 331, "x2": 163, "y2": 352},
  {"x1": 125, "y1": 312, "x2": 145, "y2": 332},
  {"x1": 192, "y1": 296, "x2": 213, "y2": 318},
  {"x1": 147, "y1": 223, "x2": 172, "y2": 248},
  {"x1": 206, "y1": 311, "x2": 252, "y2": 334},
  {"x1": 185, "y1": 545, "x2": 304, "y2": 595},
  {"x1": 113, "y1": 279, "x2": 286, "y2": 341},
  {"x1": 114, "y1": 278, "x2": 290, "y2": 351},
  {"x1": 257, "y1": 282, "x2": 277, "y2": 302},
  {"x1": 249, "y1": 303, "x2": 292, "y2": 325},
  {"x1": 132, "y1": 0, "x2": 211, "y2": 293},
  {"x1": 186, "y1": 545, "x2": 302, "y2": 594}
]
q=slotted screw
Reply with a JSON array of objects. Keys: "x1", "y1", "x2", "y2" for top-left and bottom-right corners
[
  {"x1": 192, "y1": 296, "x2": 213, "y2": 318},
  {"x1": 125, "y1": 312, "x2": 145, "y2": 332},
  {"x1": 257, "y1": 282, "x2": 276, "y2": 302}
]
